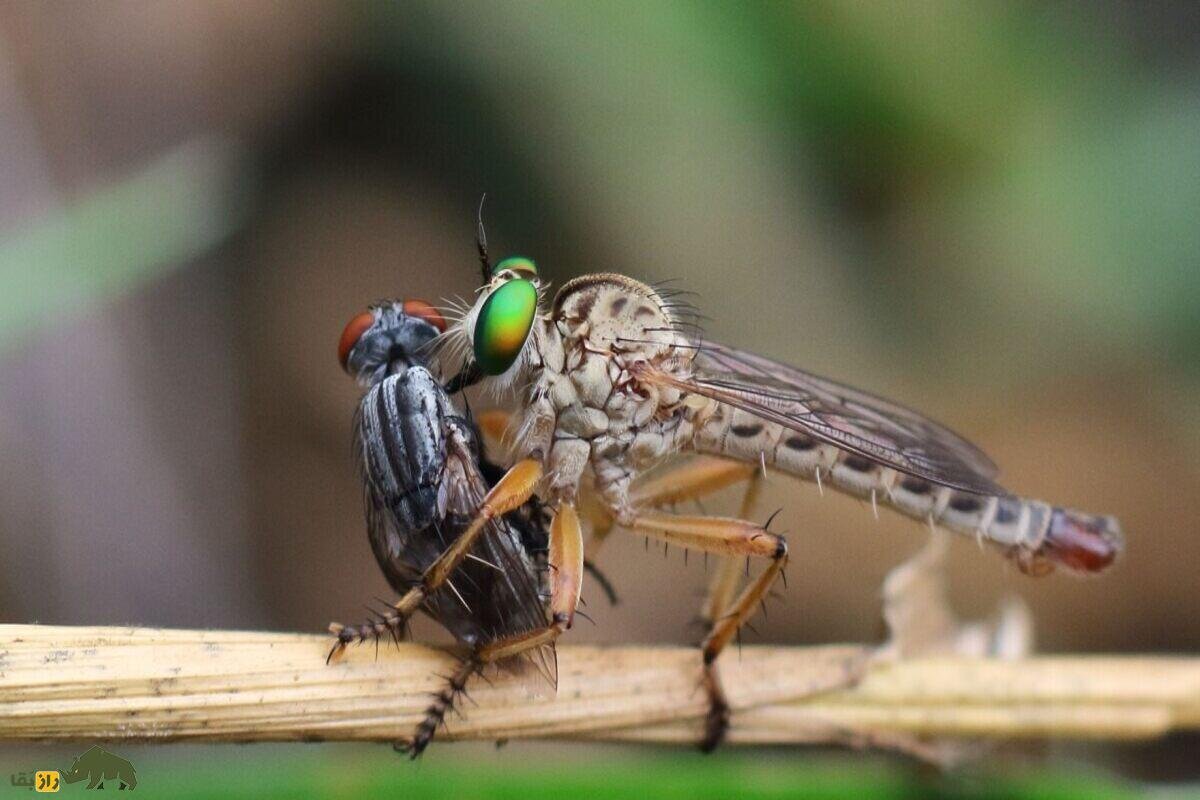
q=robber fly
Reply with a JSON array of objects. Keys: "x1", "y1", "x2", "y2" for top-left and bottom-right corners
[
  {"x1": 328, "y1": 298, "x2": 565, "y2": 757},
  {"x1": 438, "y1": 231, "x2": 1123, "y2": 749}
]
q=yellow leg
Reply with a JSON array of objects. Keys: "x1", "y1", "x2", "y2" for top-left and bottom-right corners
[
  {"x1": 629, "y1": 511, "x2": 783, "y2": 559},
  {"x1": 478, "y1": 501, "x2": 584, "y2": 661},
  {"x1": 474, "y1": 408, "x2": 616, "y2": 602},
  {"x1": 403, "y1": 501, "x2": 584, "y2": 757},
  {"x1": 700, "y1": 472, "x2": 763, "y2": 626},
  {"x1": 630, "y1": 456, "x2": 755, "y2": 508},
  {"x1": 701, "y1": 552, "x2": 786, "y2": 664},
  {"x1": 585, "y1": 457, "x2": 752, "y2": 564},
  {"x1": 579, "y1": 482, "x2": 616, "y2": 556},
  {"x1": 327, "y1": 458, "x2": 543, "y2": 661},
  {"x1": 595, "y1": 457, "x2": 765, "y2": 621},
  {"x1": 624, "y1": 506, "x2": 786, "y2": 751}
]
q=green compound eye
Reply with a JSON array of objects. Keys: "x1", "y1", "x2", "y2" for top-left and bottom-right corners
[
  {"x1": 473, "y1": 279, "x2": 538, "y2": 375},
  {"x1": 492, "y1": 256, "x2": 537, "y2": 278}
]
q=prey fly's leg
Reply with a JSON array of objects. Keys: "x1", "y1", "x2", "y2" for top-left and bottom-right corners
[
  {"x1": 328, "y1": 458, "x2": 544, "y2": 660},
  {"x1": 403, "y1": 501, "x2": 584, "y2": 757},
  {"x1": 622, "y1": 508, "x2": 786, "y2": 751}
]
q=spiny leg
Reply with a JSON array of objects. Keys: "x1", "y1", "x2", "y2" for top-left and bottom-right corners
[
  {"x1": 327, "y1": 458, "x2": 543, "y2": 661},
  {"x1": 624, "y1": 460, "x2": 776, "y2": 748},
  {"x1": 402, "y1": 501, "x2": 584, "y2": 757},
  {"x1": 617, "y1": 455, "x2": 767, "y2": 626},
  {"x1": 587, "y1": 455, "x2": 755, "y2": 566},
  {"x1": 478, "y1": 501, "x2": 584, "y2": 659},
  {"x1": 624, "y1": 508, "x2": 786, "y2": 751},
  {"x1": 700, "y1": 471, "x2": 764, "y2": 628},
  {"x1": 398, "y1": 652, "x2": 479, "y2": 759}
]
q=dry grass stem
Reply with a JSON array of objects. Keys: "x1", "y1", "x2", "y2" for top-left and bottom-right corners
[{"x1": 1, "y1": 625, "x2": 1197, "y2": 746}]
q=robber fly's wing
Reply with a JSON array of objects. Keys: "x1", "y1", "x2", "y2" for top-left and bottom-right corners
[
  {"x1": 639, "y1": 340, "x2": 1005, "y2": 496},
  {"x1": 456, "y1": 455, "x2": 558, "y2": 691}
]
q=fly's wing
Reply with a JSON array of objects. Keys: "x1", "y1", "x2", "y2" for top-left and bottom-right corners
[
  {"x1": 363, "y1": 430, "x2": 558, "y2": 689},
  {"x1": 639, "y1": 340, "x2": 1006, "y2": 496},
  {"x1": 355, "y1": 368, "x2": 556, "y2": 688},
  {"x1": 449, "y1": 444, "x2": 557, "y2": 690}
]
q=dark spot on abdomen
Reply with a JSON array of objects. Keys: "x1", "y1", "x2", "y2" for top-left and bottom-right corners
[
  {"x1": 610, "y1": 297, "x2": 628, "y2": 314},
  {"x1": 995, "y1": 501, "x2": 1018, "y2": 524},
  {"x1": 841, "y1": 455, "x2": 874, "y2": 472},
  {"x1": 900, "y1": 477, "x2": 931, "y2": 495},
  {"x1": 949, "y1": 494, "x2": 983, "y2": 513},
  {"x1": 635, "y1": 304, "x2": 657, "y2": 319},
  {"x1": 784, "y1": 435, "x2": 816, "y2": 451},
  {"x1": 731, "y1": 423, "x2": 764, "y2": 438}
]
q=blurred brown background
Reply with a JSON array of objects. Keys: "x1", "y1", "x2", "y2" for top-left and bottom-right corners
[{"x1": 0, "y1": 1, "x2": 1198, "y2": 778}]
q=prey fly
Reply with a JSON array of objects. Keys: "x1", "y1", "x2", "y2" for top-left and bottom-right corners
[{"x1": 327, "y1": 298, "x2": 566, "y2": 757}]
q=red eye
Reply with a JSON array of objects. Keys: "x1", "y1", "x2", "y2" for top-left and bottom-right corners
[
  {"x1": 338, "y1": 310, "x2": 376, "y2": 369},
  {"x1": 402, "y1": 298, "x2": 447, "y2": 333}
]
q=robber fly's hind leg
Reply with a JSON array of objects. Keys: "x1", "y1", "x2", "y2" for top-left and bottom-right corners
[
  {"x1": 623, "y1": 507, "x2": 786, "y2": 752},
  {"x1": 400, "y1": 501, "x2": 584, "y2": 757},
  {"x1": 327, "y1": 459, "x2": 544, "y2": 661}
]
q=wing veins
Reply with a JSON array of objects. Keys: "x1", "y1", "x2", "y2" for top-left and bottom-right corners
[{"x1": 640, "y1": 344, "x2": 1006, "y2": 496}]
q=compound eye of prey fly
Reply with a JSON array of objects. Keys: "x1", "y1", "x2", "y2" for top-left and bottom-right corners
[
  {"x1": 492, "y1": 256, "x2": 537, "y2": 280},
  {"x1": 338, "y1": 309, "x2": 376, "y2": 370},
  {"x1": 401, "y1": 298, "x2": 447, "y2": 333},
  {"x1": 473, "y1": 278, "x2": 537, "y2": 375}
]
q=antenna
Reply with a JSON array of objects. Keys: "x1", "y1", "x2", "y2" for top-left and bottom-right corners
[{"x1": 475, "y1": 193, "x2": 491, "y2": 283}]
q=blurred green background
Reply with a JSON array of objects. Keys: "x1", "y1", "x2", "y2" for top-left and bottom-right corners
[{"x1": 0, "y1": 1, "x2": 1197, "y2": 795}]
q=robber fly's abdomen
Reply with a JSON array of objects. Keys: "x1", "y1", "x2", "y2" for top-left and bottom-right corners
[{"x1": 692, "y1": 406, "x2": 1122, "y2": 576}]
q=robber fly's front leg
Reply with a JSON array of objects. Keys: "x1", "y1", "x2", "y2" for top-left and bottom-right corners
[
  {"x1": 327, "y1": 458, "x2": 544, "y2": 661},
  {"x1": 480, "y1": 405, "x2": 622, "y2": 606},
  {"x1": 478, "y1": 501, "x2": 584, "y2": 658},
  {"x1": 403, "y1": 500, "x2": 584, "y2": 757}
]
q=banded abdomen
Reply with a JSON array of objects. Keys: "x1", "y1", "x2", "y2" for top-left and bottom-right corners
[{"x1": 691, "y1": 405, "x2": 1122, "y2": 576}]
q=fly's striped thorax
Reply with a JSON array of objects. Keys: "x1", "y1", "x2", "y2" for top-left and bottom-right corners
[{"x1": 691, "y1": 403, "x2": 1122, "y2": 575}]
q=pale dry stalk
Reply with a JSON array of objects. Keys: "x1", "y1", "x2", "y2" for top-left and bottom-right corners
[{"x1": 1, "y1": 625, "x2": 1197, "y2": 748}]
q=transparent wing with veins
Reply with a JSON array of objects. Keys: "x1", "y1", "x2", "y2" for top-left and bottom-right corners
[
  {"x1": 641, "y1": 340, "x2": 1007, "y2": 496},
  {"x1": 454, "y1": 455, "x2": 558, "y2": 689}
]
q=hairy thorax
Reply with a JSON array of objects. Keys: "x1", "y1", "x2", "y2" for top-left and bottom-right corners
[{"x1": 515, "y1": 273, "x2": 702, "y2": 521}]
